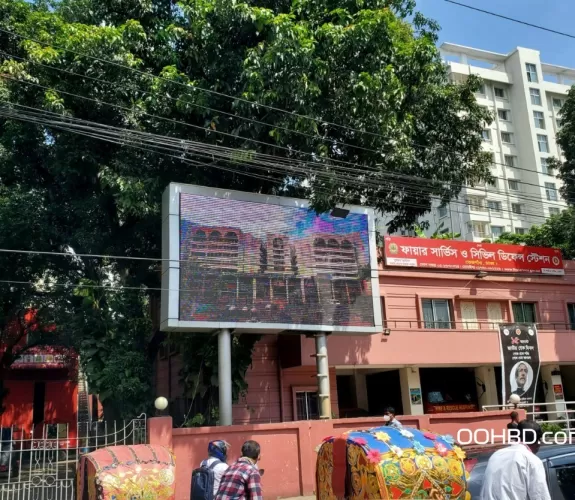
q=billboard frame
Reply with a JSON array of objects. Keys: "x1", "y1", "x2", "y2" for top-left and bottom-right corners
[{"x1": 161, "y1": 183, "x2": 382, "y2": 335}]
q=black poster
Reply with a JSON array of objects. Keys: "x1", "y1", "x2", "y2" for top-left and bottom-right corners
[{"x1": 499, "y1": 323, "x2": 541, "y2": 406}]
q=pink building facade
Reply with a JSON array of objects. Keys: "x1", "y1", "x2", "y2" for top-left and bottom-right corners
[{"x1": 157, "y1": 260, "x2": 575, "y2": 422}]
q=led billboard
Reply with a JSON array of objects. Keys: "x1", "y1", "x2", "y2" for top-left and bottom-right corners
[{"x1": 161, "y1": 183, "x2": 381, "y2": 334}]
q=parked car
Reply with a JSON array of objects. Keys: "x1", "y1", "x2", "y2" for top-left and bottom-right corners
[{"x1": 465, "y1": 444, "x2": 575, "y2": 498}]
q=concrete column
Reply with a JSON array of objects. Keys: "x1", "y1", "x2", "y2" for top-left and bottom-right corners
[
  {"x1": 353, "y1": 371, "x2": 369, "y2": 411},
  {"x1": 541, "y1": 365, "x2": 568, "y2": 425},
  {"x1": 315, "y1": 333, "x2": 331, "y2": 419},
  {"x1": 218, "y1": 329, "x2": 233, "y2": 426},
  {"x1": 475, "y1": 366, "x2": 499, "y2": 410},
  {"x1": 400, "y1": 367, "x2": 424, "y2": 416}
]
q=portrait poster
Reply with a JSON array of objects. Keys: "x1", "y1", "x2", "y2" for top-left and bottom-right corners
[
  {"x1": 410, "y1": 388, "x2": 422, "y2": 405},
  {"x1": 499, "y1": 323, "x2": 540, "y2": 406}
]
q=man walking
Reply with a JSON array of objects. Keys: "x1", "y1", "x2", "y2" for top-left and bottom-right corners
[
  {"x1": 480, "y1": 420, "x2": 551, "y2": 500},
  {"x1": 216, "y1": 440, "x2": 263, "y2": 500}
]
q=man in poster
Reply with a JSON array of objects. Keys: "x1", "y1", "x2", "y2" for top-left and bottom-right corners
[{"x1": 499, "y1": 324, "x2": 540, "y2": 406}]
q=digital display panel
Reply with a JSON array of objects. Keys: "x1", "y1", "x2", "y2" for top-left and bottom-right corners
[{"x1": 161, "y1": 184, "x2": 381, "y2": 334}]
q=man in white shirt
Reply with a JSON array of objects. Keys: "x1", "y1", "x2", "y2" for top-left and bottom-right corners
[
  {"x1": 480, "y1": 420, "x2": 551, "y2": 500},
  {"x1": 201, "y1": 440, "x2": 231, "y2": 497},
  {"x1": 384, "y1": 407, "x2": 403, "y2": 429}
]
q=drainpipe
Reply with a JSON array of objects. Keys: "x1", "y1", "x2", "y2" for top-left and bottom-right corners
[{"x1": 278, "y1": 351, "x2": 285, "y2": 422}]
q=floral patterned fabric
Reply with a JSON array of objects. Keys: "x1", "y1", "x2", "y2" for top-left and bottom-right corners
[
  {"x1": 77, "y1": 444, "x2": 176, "y2": 500},
  {"x1": 316, "y1": 426, "x2": 471, "y2": 499}
]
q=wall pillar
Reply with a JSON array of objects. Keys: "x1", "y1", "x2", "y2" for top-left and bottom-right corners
[
  {"x1": 354, "y1": 371, "x2": 369, "y2": 411},
  {"x1": 400, "y1": 367, "x2": 424, "y2": 415},
  {"x1": 148, "y1": 416, "x2": 173, "y2": 450},
  {"x1": 475, "y1": 366, "x2": 499, "y2": 410},
  {"x1": 541, "y1": 365, "x2": 568, "y2": 425}
]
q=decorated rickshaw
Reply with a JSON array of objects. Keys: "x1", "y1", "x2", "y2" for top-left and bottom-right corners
[
  {"x1": 316, "y1": 426, "x2": 471, "y2": 499},
  {"x1": 77, "y1": 444, "x2": 176, "y2": 500}
]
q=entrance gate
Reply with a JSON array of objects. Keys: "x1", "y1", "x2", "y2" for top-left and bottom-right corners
[{"x1": 0, "y1": 415, "x2": 147, "y2": 500}]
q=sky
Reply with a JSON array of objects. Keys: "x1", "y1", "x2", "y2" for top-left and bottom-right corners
[{"x1": 417, "y1": 0, "x2": 575, "y2": 68}]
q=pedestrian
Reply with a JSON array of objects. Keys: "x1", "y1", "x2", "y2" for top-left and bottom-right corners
[
  {"x1": 191, "y1": 440, "x2": 231, "y2": 500},
  {"x1": 507, "y1": 411, "x2": 520, "y2": 430},
  {"x1": 216, "y1": 440, "x2": 263, "y2": 500},
  {"x1": 383, "y1": 407, "x2": 403, "y2": 429},
  {"x1": 480, "y1": 419, "x2": 551, "y2": 500}
]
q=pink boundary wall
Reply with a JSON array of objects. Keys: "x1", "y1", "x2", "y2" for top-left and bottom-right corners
[{"x1": 148, "y1": 410, "x2": 524, "y2": 499}]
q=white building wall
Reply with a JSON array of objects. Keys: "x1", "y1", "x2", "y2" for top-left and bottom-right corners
[{"x1": 428, "y1": 44, "x2": 570, "y2": 242}]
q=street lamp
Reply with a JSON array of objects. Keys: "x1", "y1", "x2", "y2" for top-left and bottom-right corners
[
  {"x1": 154, "y1": 397, "x2": 168, "y2": 416},
  {"x1": 509, "y1": 394, "x2": 521, "y2": 409}
]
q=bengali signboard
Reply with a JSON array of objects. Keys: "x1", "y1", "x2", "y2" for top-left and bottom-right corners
[
  {"x1": 499, "y1": 323, "x2": 541, "y2": 406},
  {"x1": 383, "y1": 236, "x2": 564, "y2": 275}
]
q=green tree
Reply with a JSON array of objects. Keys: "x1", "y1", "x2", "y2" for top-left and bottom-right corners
[
  {"x1": 413, "y1": 221, "x2": 461, "y2": 240},
  {"x1": 0, "y1": 0, "x2": 492, "y2": 419},
  {"x1": 496, "y1": 208, "x2": 575, "y2": 259}
]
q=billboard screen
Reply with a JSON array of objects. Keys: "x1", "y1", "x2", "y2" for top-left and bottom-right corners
[
  {"x1": 383, "y1": 236, "x2": 564, "y2": 275},
  {"x1": 161, "y1": 184, "x2": 381, "y2": 334}
]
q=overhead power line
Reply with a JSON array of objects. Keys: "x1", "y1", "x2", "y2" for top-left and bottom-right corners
[
  {"x1": 444, "y1": 0, "x2": 575, "y2": 40},
  {"x1": 0, "y1": 100, "x2": 564, "y2": 223},
  {"x1": 0, "y1": 72, "x2": 567, "y2": 215},
  {"x1": 2, "y1": 25, "x2": 572, "y2": 194}
]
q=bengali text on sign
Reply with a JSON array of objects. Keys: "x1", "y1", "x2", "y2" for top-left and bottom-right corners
[{"x1": 383, "y1": 236, "x2": 564, "y2": 275}]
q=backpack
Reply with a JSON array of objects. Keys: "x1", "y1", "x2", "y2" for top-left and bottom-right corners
[{"x1": 191, "y1": 459, "x2": 220, "y2": 500}]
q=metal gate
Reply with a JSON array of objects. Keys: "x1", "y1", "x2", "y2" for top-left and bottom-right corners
[{"x1": 0, "y1": 415, "x2": 147, "y2": 500}]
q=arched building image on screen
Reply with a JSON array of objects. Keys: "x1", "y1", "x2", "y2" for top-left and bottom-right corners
[{"x1": 161, "y1": 184, "x2": 382, "y2": 334}]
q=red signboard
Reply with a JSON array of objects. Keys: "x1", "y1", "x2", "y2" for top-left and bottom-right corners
[{"x1": 384, "y1": 236, "x2": 564, "y2": 275}]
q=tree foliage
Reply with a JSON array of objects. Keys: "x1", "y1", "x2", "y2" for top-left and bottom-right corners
[
  {"x1": 496, "y1": 208, "x2": 575, "y2": 259},
  {"x1": 0, "y1": 0, "x2": 492, "y2": 419}
]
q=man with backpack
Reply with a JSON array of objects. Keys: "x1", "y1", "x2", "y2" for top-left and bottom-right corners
[{"x1": 191, "y1": 440, "x2": 231, "y2": 500}]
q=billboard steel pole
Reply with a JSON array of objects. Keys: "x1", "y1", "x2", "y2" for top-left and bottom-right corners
[
  {"x1": 218, "y1": 329, "x2": 233, "y2": 425},
  {"x1": 315, "y1": 333, "x2": 331, "y2": 419}
]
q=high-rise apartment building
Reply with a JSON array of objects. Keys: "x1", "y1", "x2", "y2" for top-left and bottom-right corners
[{"x1": 427, "y1": 43, "x2": 573, "y2": 241}]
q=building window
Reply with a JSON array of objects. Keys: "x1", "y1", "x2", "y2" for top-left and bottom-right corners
[
  {"x1": 530, "y1": 88, "x2": 542, "y2": 106},
  {"x1": 471, "y1": 221, "x2": 488, "y2": 238},
  {"x1": 537, "y1": 134, "x2": 549, "y2": 153},
  {"x1": 476, "y1": 84, "x2": 486, "y2": 95},
  {"x1": 468, "y1": 196, "x2": 486, "y2": 211},
  {"x1": 491, "y1": 226, "x2": 504, "y2": 239},
  {"x1": 494, "y1": 87, "x2": 506, "y2": 98},
  {"x1": 501, "y1": 132, "x2": 513, "y2": 144},
  {"x1": 422, "y1": 299, "x2": 453, "y2": 329},
  {"x1": 553, "y1": 98, "x2": 564, "y2": 109},
  {"x1": 512, "y1": 302, "x2": 537, "y2": 323},
  {"x1": 508, "y1": 179, "x2": 519, "y2": 191},
  {"x1": 541, "y1": 158, "x2": 554, "y2": 175},
  {"x1": 512, "y1": 203, "x2": 523, "y2": 215},
  {"x1": 533, "y1": 111, "x2": 546, "y2": 129},
  {"x1": 526, "y1": 63, "x2": 538, "y2": 83},
  {"x1": 438, "y1": 205, "x2": 448, "y2": 218},
  {"x1": 295, "y1": 391, "x2": 319, "y2": 420},
  {"x1": 504, "y1": 155, "x2": 516, "y2": 168},
  {"x1": 482, "y1": 129, "x2": 491, "y2": 142},
  {"x1": 568, "y1": 304, "x2": 575, "y2": 330},
  {"x1": 498, "y1": 109, "x2": 510, "y2": 121},
  {"x1": 515, "y1": 228, "x2": 526, "y2": 235},
  {"x1": 488, "y1": 200, "x2": 502, "y2": 214},
  {"x1": 549, "y1": 207, "x2": 560, "y2": 216},
  {"x1": 33, "y1": 382, "x2": 46, "y2": 425},
  {"x1": 545, "y1": 182, "x2": 558, "y2": 201}
]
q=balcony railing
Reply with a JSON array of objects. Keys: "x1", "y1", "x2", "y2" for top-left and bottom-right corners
[{"x1": 382, "y1": 320, "x2": 575, "y2": 331}]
